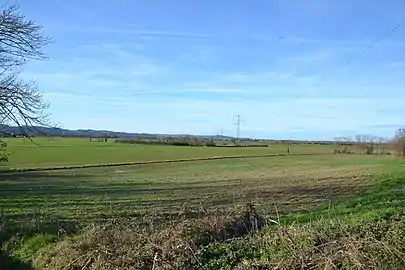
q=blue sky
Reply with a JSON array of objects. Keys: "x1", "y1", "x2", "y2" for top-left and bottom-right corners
[{"x1": 16, "y1": 0, "x2": 405, "y2": 140}]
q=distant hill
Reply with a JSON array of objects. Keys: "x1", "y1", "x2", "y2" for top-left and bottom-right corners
[
  {"x1": 0, "y1": 124, "x2": 237, "y2": 140},
  {"x1": 0, "y1": 124, "x2": 344, "y2": 145}
]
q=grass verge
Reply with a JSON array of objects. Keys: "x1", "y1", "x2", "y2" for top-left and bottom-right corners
[{"x1": 284, "y1": 168, "x2": 405, "y2": 224}]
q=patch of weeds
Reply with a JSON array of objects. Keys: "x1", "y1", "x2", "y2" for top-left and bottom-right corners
[
  {"x1": 198, "y1": 240, "x2": 258, "y2": 270},
  {"x1": 199, "y1": 217, "x2": 405, "y2": 269},
  {"x1": 12, "y1": 233, "x2": 54, "y2": 263}
]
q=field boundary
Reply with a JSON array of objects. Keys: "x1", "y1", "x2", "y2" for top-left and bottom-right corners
[{"x1": 1, "y1": 153, "x2": 331, "y2": 173}]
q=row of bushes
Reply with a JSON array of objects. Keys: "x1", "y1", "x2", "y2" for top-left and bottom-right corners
[
  {"x1": 116, "y1": 138, "x2": 217, "y2": 147},
  {"x1": 215, "y1": 144, "x2": 269, "y2": 148},
  {"x1": 116, "y1": 138, "x2": 269, "y2": 148},
  {"x1": 334, "y1": 146, "x2": 394, "y2": 155}
]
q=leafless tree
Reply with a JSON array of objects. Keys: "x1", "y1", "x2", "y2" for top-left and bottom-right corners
[
  {"x1": 355, "y1": 134, "x2": 378, "y2": 154},
  {"x1": 395, "y1": 128, "x2": 405, "y2": 138},
  {"x1": 392, "y1": 128, "x2": 405, "y2": 156},
  {"x1": 0, "y1": 3, "x2": 51, "y2": 161}
]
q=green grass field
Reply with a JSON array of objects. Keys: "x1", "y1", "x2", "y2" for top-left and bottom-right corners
[
  {"x1": 0, "y1": 154, "x2": 400, "y2": 225},
  {"x1": 3, "y1": 137, "x2": 337, "y2": 168},
  {"x1": 1, "y1": 138, "x2": 404, "y2": 269}
]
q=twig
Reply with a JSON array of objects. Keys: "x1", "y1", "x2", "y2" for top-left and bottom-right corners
[
  {"x1": 185, "y1": 239, "x2": 202, "y2": 267},
  {"x1": 64, "y1": 251, "x2": 94, "y2": 270},
  {"x1": 151, "y1": 252, "x2": 158, "y2": 270},
  {"x1": 272, "y1": 198, "x2": 281, "y2": 225},
  {"x1": 81, "y1": 257, "x2": 93, "y2": 270}
]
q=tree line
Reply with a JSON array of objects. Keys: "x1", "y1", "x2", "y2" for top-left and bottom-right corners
[{"x1": 333, "y1": 131, "x2": 405, "y2": 155}]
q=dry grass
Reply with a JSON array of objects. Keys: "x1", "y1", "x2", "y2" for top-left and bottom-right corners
[
  {"x1": 232, "y1": 216, "x2": 405, "y2": 270},
  {"x1": 32, "y1": 212, "x2": 405, "y2": 270},
  {"x1": 33, "y1": 204, "x2": 269, "y2": 270}
]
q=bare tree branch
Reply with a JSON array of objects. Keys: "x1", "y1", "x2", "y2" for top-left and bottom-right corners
[
  {"x1": 0, "y1": 3, "x2": 53, "y2": 162},
  {"x1": 0, "y1": 4, "x2": 50, "y2": 68},
  {"x1": 0, "y1": 3, "x2": 51, "y2": 139}
]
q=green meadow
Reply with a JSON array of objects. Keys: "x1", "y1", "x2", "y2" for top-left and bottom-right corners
[{"x1": 3, "y1": 137, "x2": 334, "y2": 168}]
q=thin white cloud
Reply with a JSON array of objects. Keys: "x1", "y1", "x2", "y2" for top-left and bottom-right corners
[
  {"x1": 48, "y1": 24, "x2": 212, "y2": 39},
  {"x1": 217, "y1": 71, "x2": 319, "y2": 85},
  {"x1": 385, "y1": 61, "x2": 405, "y2": 68},
  {"x1": 282, "y1": 50, "x2": 343, "y2": 65},
  {"x1": 280, "y1": 0, "x2": 350, "y2": 10},
  {"x1": 48, "y1": 23, "x2": 401, "y2": 50}
]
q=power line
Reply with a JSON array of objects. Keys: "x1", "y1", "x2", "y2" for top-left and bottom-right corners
[
  {"x1": 305, "y1": 19, "x2": 405, "y2": 95},
  {"x1": 269, "y1": 20, "x2": 405, "y2": 136},
  {"x1": 362, "y1": 42, "x2": 405, "y2": 69},
  {"x1": 233, "y1": 114, "x2": 243, "y2": 141}
]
